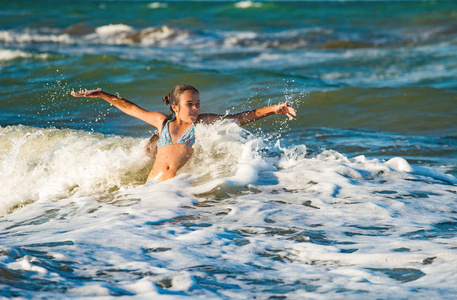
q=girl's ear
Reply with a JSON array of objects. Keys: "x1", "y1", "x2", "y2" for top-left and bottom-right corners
[{"x1": 171, "y1": 104, "x2": 179, "y2": 115}]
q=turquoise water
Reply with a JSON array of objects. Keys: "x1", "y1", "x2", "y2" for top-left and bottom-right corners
[{"x1": 1, "y1": 1, "x2": 457, "y2": 299}]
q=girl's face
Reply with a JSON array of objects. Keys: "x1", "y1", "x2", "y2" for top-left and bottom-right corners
[{"x1": 172, "y1": 90, "x2": 200, "y2": 123}]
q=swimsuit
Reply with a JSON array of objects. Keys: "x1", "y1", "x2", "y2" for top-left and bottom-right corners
[
  {"x1": 145, "y1": 180, "x2": 159, "y2": 186},
  {"x1": 145, "y1": 121, "x2": 195, "y2": 186},
  {"x1": 157, "y1": 120, "x2": 196, "y2": 148}
]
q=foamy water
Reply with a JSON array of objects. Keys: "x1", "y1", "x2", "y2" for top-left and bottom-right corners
[{"x1": 1, "y1": 123, "x2": 456, "y2": 298}]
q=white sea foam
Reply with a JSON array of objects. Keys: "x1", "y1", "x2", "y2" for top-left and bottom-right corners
[
  {"x1": 0, "y1": 24, "x2": 190, "y2": 47},
  {"x1": 0, "y1": 48, "x2": 50, "y2": 61},
  {"x1": 0, "y1": 125, "x2": 150, "y2": 215},
  {"x1": 1, "y1": 123, "x2": 456, "y2": 298},
  {"x1": 95, "y1": 24, "x2": 134, "y2": 37},
  {"x1": 0, "y1": 30, "x2": 72, "y2": 44},
  {"x1": 235, "y1": 1, "x2": 263, "y2": 9},
  {"x1": 147, "y1": 2, "x2": 168, "y2": 9},
  {"x1": 86, "y1": 24, "x2": 190, "y2": 46},
  {"x1": 2, "y1": 123, "x2": 455, "y2": 215},
  {"x1": 0, "y1": 48, "x2": 30, "y2": 60}
]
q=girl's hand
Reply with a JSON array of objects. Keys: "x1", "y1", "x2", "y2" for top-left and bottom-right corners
[
  {"x1": 71, "y1": 89, "x2": 104, "y2": 98},
  {"x1": 274, "y1": 103, "x2": 297, "y2": 120}
]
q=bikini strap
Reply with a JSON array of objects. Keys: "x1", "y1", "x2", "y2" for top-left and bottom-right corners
[{"x1": 160, "y1": 117, "x2": 172, "y2": 133}]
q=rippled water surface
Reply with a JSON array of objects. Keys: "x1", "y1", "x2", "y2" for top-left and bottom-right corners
[{"x1": 1, "y1": 1, "x2": 457, "y2": 299}]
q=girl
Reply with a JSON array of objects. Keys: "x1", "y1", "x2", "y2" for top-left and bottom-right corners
[{"x1": 71, "y1": 85, "x2": 296, "y2": 184}]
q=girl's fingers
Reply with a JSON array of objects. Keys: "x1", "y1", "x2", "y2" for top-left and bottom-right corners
[
  {"x1": 71, "y1": 89, "x2": 102, "y2": 97},
  {"x1": 280, "y1": 104, "x2": 296, "y2": 117},
  {"x1": 71, "y1": 91, "x2": 89, "y2": 97},
  {"x1": 277, "y1": 103, "x2": 296, "y2": 120},
  {"x1": 71, "y1": 92, "x2": 84, "y2": 97}
]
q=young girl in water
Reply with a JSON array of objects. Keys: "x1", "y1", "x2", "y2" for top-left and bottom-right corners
[{"x1": 71, "y1": 85, "x2": 296, "y2": 184}]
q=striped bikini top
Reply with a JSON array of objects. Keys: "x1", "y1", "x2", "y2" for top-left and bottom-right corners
[{"x1": 157, "y1": 120, "x2": 196, "y2": 148}]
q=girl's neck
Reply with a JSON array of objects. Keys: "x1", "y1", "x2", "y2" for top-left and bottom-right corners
[{"x1": 174, "y1": 117, "x2": 193, "y2": 126}]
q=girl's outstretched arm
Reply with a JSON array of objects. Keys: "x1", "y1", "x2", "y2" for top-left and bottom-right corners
[
  {"x1": 198, "y1": 103, "x2": 296, "y2": 125},
  {"x1": 71, "y1": 89, "x2": 166, "y2": 129}
]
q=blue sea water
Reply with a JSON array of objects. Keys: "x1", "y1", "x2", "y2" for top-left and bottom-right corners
[{"x1": 1, "y1": 0, "x2": 457, "y2": 299}]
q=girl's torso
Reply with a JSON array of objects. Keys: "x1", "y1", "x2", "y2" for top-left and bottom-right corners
[{"x1": 147, "y1": 119, "x2": 195, "y2": 182}]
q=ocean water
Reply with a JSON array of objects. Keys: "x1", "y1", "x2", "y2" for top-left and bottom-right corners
[{"x1": 1, "y1": 0, "x2": 457, "y2": 299}]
